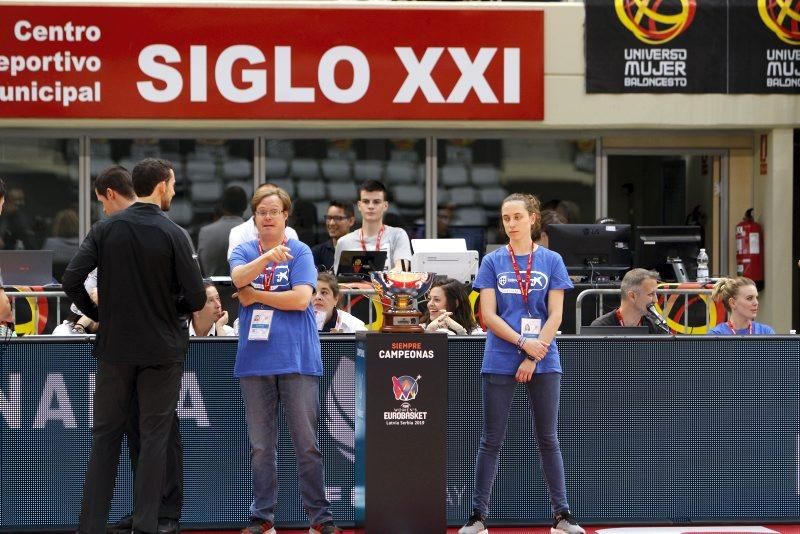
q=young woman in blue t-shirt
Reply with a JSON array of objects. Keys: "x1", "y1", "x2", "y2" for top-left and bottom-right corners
[
  {"x1": 459, "y1": 193, "x2": 585, "y2": 534},
  {"x1": 708, "y1": 276, "x2": 775, "y2": 335}
]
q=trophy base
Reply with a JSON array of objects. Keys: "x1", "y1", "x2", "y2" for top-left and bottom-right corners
[{"x1": 380, "y1": 310, "x2": 424, "y2": 333}]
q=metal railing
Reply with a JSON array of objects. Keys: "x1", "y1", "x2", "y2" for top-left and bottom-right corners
[{"x1": 575, "y1": 287, "x2": 716, "y2": 334}]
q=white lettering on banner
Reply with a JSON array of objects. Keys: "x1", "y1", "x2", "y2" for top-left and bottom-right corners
[
  {"x1": 33, "y1": 373, "x2": 77, "y2": 429},
  {"x1": 317, "y1": 46, "x2": 369, "y2": 104},
  {"x1": 447, "y1": 47, "x2": 498, "y2": 103},
  {"x1": 503, "y1": 48, "x2": 520, "y2": 104},
  {"x1": 394, "y1": 47, "x2": 446, "y2": 103},
  {"x1": 0, "y1": 81, "x2": 101, "y2": 107},
  {"x1": 137, "y1": 44, "x2": 368, "y2": 104},
  {"x1": 377, "y1": 350, "x2": 434, "y2": 358},
  {"x1": 215, "y1": 45, "x2": 267, "y2": 103},
  {"x1": 14, "y1": 19, "x2": 101, "y2": 42},
  {"x1": 623, "y1": 48, "x2": 688, "y2": 89},
  {"x1": 325, "y1": 486, "x2": 342, "y2": 503},
  {"x1": 0, "y1": 52, "x2": 101, "y2": 77},
  {"x1": 137, "y1": 45, "x2": 183, "y2": 103},
  {"x1": 177, "y1": 372, "x2": 210, "y2": 427},
  {"x1": 190, "y1": 45, "x2": 207, "y2": 102},
  {"x1": 0, "y1": 372, "x2": 208, "y2": 428},
  {"x1": 446, "y1": 484, "x2": 466, "y2": 507},
  {"x1": 275, "y1": 46, "x2": 314, "y2": 103},
  {"x1": 393, "y1": 46, "x2": 520, "y2": 104},
  {"x1": 0, "y1": 373, "x2": 21, "y2": 429},
  {"x1": 597, "y1": 528, "x2": 779, "y2": 534}
]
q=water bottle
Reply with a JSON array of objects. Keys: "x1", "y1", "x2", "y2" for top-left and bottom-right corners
[{"x1": 696, "y1": 248, "x2": 709, "y2": 283}]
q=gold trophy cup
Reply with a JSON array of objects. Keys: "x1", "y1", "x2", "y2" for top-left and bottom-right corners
[{"x1": 370, "y1": 271, "x2": 436, "y2": 333}]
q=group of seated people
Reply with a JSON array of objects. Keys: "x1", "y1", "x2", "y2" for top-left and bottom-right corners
[{"x1": 589, "y1": 267, "x2": 774, "y2": 335}]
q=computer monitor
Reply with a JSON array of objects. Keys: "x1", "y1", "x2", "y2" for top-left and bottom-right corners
[
  {"x1": 446, "y1": 226, "x2": 487, "y2": 259},
  {"x1": 634, "y1": 225, "x2": 702, "y2": 282},
  {"x1": 546, "y1": 223, "x2": 632, "y2": 281}
]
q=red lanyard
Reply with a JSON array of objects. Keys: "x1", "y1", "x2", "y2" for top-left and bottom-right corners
[
  {"x1": 726, "y1": 320, "x2": 753, "y2": 335},
  {"x1": 360, "y1": 225, "x2": 385, "y2": 252},
  {"x1": 615, "y1": 308, "x2": 642, "y2": 327},
  {"x1": 257, "y1": 237, "x2": 287, "y2": 291},
  {"x1": 507, "y1": 244, "x2": 535, "y2": 314}
]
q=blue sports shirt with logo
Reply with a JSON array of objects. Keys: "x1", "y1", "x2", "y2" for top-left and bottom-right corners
[
  {"x1": 229, "y1": 238, "x2": 322, "y2": 377},
  {"x1": 473, "y1": 245, "x2": 573, "y2": 375}
]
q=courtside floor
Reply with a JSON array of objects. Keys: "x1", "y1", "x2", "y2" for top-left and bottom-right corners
[{"x1": 178, "y1": 526, "x2": 800, "y2": 534}]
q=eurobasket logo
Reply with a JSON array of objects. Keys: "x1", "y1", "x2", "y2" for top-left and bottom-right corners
[
  {"x1": 615, "y1": 0, "x2": 697, "y2": 45},
  {"x1": 758, "y1": 0, "x2": 800, "y2": 45},
  {"x1": 391, "y1": 375, "x2": 420, "y2": 402}
]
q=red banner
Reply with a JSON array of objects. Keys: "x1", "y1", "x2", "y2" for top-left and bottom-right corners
[{"x1": 0, "y1": 5, "x2": 544, "y2": 120}]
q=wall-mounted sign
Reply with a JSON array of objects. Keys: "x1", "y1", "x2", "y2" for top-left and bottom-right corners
[{"x1": 0, "y1": 6, "x2": 544, "y2": 120}]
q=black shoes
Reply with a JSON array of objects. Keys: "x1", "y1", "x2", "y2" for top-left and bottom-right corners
[
  {"x1": 157, "y1": 518, "x2": 180, "y2": 534},
  {"x1": 108, "y1": 514, "x2": 179, "y2": 534}
]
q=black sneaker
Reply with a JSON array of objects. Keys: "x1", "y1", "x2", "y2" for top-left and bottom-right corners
[
  {"x1": 107, "y1": 514, "x2": 133, "y2": 533},
  {"x1": 458, "y1": 509, "x2": 488, "y2": 534},
  {"x1": 551, "y1": 510, "x2": 585, "y2": 534},
  {"x1": 241, "y1": 517, "x2": 276, "y2": 534}
]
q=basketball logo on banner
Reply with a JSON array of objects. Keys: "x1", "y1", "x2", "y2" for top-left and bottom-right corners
[
  {"x1": 615, "y1": 0, "x2": 697, "y2": 45},
  {"x1": 758, "y1": 0, "x2": 800, "y2": 45}
]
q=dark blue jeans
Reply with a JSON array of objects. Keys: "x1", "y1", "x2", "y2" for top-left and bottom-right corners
[
  {"x1": 471, "y1": 372, "x2": 569, "y2": 517},
  {"x1": 240, "y1": 374, "x2": 332, "y2": 526}
]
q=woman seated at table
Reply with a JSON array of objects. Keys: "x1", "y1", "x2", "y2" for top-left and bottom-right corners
[
  {"x1": 313, "y1": 272, "x2": 367, "y2": 333},
  {"x1": 708, "y1": 276, "x2": 775, "y2": 335},
  {"x1": 422, "y1": 277, "x2": 483, "y2": 335}
]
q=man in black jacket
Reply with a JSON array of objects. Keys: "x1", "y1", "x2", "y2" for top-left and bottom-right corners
[
  {"x1": 64, "y1": 158, "x2": 206, "y2": 534},
  {"x1": 590, "y1": 268, "x2": 668, "y2": 334}
]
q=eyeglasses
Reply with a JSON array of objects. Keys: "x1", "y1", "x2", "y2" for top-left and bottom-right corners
[
  {"x1": 255, "y1": 209, "x2": 284, "y2": 218},
  {"x1": 325, "y1": 215, "x2": 350, "y2": 222},
  {"x1": 359, "y1": 199, "x2": 385, "y2": 205}
]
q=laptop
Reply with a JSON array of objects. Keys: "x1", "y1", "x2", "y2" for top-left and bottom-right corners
[
  {"x1": 580, "y1": 325, "x2": 649, "y2": 335},
  {"x1": 0, "y1": 250, "x2": 54, "y2": 286},
  {"x1": 336, "y1": 250, "x2": 388, "y2": 283}
]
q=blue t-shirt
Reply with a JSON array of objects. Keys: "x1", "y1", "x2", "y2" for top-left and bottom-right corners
[
  {"x1": 229, "y1": 239, "x2": 322, "y2": 377},
  {"x1": 707, "y1": 321, "x2": 775, "y2": 335},
  {"x1": 473, "y1": 245, "x2": 574, "y2": 375}
]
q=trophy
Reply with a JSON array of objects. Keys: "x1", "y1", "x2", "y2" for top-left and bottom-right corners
[{"x1": 370, "y1": 271, "x2": 436, "y2": 333}]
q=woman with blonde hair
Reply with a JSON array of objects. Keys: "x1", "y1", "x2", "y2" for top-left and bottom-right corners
[{"x1": 708, "y1": 276, "x2": 774, "y2": 335}]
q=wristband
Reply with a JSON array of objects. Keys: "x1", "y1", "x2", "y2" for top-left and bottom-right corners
[{"x1": 526, "y1": 354, "x2": 538, "y2": 362}]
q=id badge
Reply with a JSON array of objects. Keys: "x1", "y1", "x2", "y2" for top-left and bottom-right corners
[
  {"x1": 248, "y1": 309, "x2": 274, "y2": 341},
  {"x1": 521, "y1": 317, "x2": 541, "y2": 339}
]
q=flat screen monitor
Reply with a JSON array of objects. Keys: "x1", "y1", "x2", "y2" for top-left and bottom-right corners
[
  {"x1": 546, "y1": 223, "x2": 632, "y2": 281},
  {"x1": 634, "y1": 225, "x2": 702, "y2": 282},
  {"x1": 446, "y1": 226, "x2": 487, "y2": 259}
]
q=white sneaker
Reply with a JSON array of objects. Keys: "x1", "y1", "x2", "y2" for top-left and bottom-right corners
[
  {"x1": 551, "y1": 510, "x2": 585, "y2": 534},
  {"x1": 458, "y1": 510, "x2": 488, "y2": 534}
]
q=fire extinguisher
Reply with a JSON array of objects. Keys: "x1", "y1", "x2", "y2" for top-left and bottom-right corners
[{"x1": 735, "y1": 208, "x2": 764, "y2": 289}]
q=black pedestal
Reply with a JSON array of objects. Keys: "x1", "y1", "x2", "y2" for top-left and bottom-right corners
[{"x1": 354, "y1": 332, "x2": 448, "y2": 533}]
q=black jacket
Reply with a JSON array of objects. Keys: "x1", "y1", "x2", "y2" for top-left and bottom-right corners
[
  {"x1": 590, "y1": 308, "x2": 666, "y2": 334},
  {"x1": 63, "y1": 203, "x2": 206, "y2": 364}
]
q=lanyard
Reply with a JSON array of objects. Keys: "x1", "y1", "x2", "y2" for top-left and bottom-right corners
[
  {"x1": 726, "y1": 320, "x2": 753, "y2": 335},
  {"x1": 615, "y1": 308, "x2": 642, "y2": 327},
  {"x1": 507, "y1": 243, "x2": 535, "y2": 315},
  {"x1": 360, "y1": 225, "x2": 385, "y2": 252},
  {"x1": 257, "y1": 237, "x2": 288, "y2": 291}
]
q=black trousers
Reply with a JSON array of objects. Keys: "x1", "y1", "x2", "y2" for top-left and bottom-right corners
[
  {"x1": 78, "y1": 360, "x2": 183, "y2": 534},
  {"x1": 127, "y1": 387, "x2": 184, "y2": 521}
]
